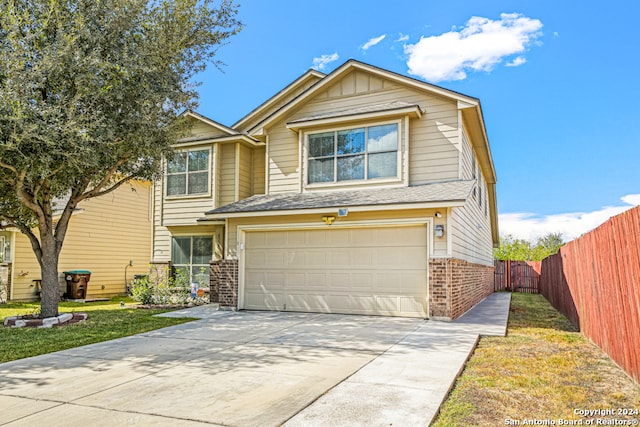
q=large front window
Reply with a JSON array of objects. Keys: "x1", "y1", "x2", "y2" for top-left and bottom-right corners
[
  {"x1": 307, "y1": 123, "x2": 398, "y2": 184},
  {"x1": 166, "y1": 149, "x2": 209, "y2": 196},
  {"x1": 171, "y1": 236, "x2": 213, "y2": 284}
]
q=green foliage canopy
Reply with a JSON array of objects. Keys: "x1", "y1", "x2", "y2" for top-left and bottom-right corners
[
  {"x1": 494, "y1": 233, "x2": 565, "y2": 261},
  {"x1": 0, "y1": 0, "x2": 241, "y2": 316}
]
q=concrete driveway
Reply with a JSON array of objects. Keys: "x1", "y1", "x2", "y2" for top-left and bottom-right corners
[{"x1": 0, "y1": 293, "x2": 510, "y2": 426}]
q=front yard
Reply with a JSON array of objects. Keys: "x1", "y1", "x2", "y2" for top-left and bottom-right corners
[
  {"x1": 0, "y1": 298, "x2": 195, "y2": 363},
  {"x1": 433, "y1": 293, "x2": 640, "y2": 426}
]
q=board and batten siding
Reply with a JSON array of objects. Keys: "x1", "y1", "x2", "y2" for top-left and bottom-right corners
[
  {"x1": 264, "y1": 69, "x2": 461, "y2": 194},
  {"x1": 252, "y1": 147, "x2": 266, "y2": 195},
  {"x1": 238, "y1": 144, "x2": 253, "y2": 200},
  {"x1": 266, "y1": 118, "x2": 300, "y2": 194},
  {"x1": 449, "y1": 127, "x2": 493, "y2": 266},
  {"x1": 10, "y1": 181, "x2": 152, "y2": 301},
  {"x1": 218, "y1": 143, "x2": 238, "y2": 206}
]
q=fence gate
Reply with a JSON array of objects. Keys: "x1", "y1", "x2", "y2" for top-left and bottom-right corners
[{"x1": 494, "y1": 260, "x2": 541, "y2": 293}]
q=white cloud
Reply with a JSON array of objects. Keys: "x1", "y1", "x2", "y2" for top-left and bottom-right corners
[
  {"x1": 397, "y1": 33, "x2": 410, "y2": 42},
  {"x1": 499, "y1": 194, "x2": 640, "y2": 242},
  {"x1": 404, "y1": 13, "x2": 543, "y2": 82},
  {"x1": 311, "y1": 53, "x2": 339, "y2": 71},
  {"x1": 506, "y1": 56, "x2": 526, "y2": 67},
  {"x1": 361, "y1": 34, "x2": 386, "y2": 51}
]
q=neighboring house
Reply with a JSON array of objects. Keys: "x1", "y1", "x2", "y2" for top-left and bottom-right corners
[
  {"x1": 152, "y1": 59, "x2": 498, "y2": 320},
  {"x1": 0, "y1": 180, "x2": 152, "y2": 301}
]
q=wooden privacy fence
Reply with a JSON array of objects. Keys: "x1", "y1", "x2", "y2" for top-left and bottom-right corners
[
  {"x1": 494, "y1": 260, "x2": 541, "y2": 293},
  {"x1": 539, "y1": 205, "x2": 640, "y2": 384}
]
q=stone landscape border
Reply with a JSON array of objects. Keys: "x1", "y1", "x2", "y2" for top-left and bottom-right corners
[{"x1": 3, "y1": 313, "x2": 88, "y2": 328}]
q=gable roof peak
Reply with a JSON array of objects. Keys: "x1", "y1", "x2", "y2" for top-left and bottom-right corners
[{"x1": 180, "y1": 110, "x2": 239, "y2": 136}]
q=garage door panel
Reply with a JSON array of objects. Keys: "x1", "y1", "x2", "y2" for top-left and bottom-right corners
[
  {"x1": 287, "y1": 293, "x2": 328, "y2": 311},
  {"x1": 243, "y1": 225, "x2": 428, "y2": 318},
  {"x1": 400, "y1": 297, "x2": 425, "y2": 314}
]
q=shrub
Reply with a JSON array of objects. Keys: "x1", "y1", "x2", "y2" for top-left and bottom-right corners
[{"x1": 130, "y1": 266, "x2": 209, "y2": 306}]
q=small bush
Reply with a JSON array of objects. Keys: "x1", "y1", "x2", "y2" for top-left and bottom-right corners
[{"x1": 130, "y1": 266, "x2": 209, "y2": 306}]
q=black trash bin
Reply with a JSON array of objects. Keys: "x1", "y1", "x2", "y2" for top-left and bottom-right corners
[{"x1": 63, "y1": 270, "x2": 91, "y2": 299}]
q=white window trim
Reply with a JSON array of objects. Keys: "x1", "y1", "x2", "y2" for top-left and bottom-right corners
[
  {"x1": 302, "y1": 119, "x2": 404, "y2": 190},
  {"x1": 165, "y1": 147, "x2": 212, "y2": 199},
  {"x1": 170, "y1": 234, "x2": 215, "y2": 282}
]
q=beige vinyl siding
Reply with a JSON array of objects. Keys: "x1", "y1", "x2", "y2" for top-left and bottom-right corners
[
  {"x1": 238, "y1": 144, "x2": 253, "y2": 200},
  {"x1": 161, "y1": 197, "x2": 216, "y2": 227},
  {"x1": 265, "y1": 69, "x2": 460, "y2": 193},
  {"x1": 184, "y1": 119, "x2": 230, "y2": 140},
  {"x1": 252, "y1": 147, "x2": 266, "y2": 195},
  {"x1": 267, "y1": 118, "x2": 300, "y2": 194},
  {"x1": 450, "y1": 129, "x2": 493, "y2": 266},
  {"x1": 10, "y1": 181, "x2": 152, "y2": 301},
  {"x1": 226, "y1": 209, "x2": 448, "y2": 259},
  {"x1": 218, "y1": 143, "x2": 237, "y2": 205}
]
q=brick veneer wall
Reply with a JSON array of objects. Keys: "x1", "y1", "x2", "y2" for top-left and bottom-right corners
[
  {"x1": 210, "y1": 259, "x2": 238, "y2": 308},
  {"x1": 429, "y1": 258, "x2": 494, "y2": 320},
  {"x1": 209, "y1": 257, "x2": 493, "y2": 318}
]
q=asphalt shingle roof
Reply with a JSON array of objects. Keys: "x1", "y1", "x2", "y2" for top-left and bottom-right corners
[{"x1": 204, "y1": 180, "x2": 474, "y2": 216}]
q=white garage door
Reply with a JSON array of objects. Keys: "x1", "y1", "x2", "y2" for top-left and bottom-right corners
[{"x1": 242, "y1": 224, "x2": 428, "y2": 318}]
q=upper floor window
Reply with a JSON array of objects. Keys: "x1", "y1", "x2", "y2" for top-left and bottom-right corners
[
  {"x1": 166, "y1": 149, "x2": 209, "y2": 196},
  {"x1": 307, "y1": 123, "x2": 399, "y2": 184}
]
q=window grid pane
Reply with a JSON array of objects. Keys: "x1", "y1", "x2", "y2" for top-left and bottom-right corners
[
  {"x1": 309, "y1": 132, "x2": 335, "y2": 158},
  {"x1": 368, "y1": 124, "x2": 398, "y2": 152},
  {"x1": 368, "y1": 152, "x2": 397, "y2": 179},
  {"x1": 188, "y1": 150, "x2": 209, "y2": 171},
  {"x1": 337, "y1": 129, "x2": 365, "y2": 155},
  {"x1": 167, "y1": 153, "x2": 187, "y2": 173},
  {"x1": 337, "y1": 155, "x2": 364, "y2": 181},
  {"x1": 308, "y1": 158, "x2": 334, "y2": 183},
  {"x1": 167, "y1": 174, "x2": 186, "y2": 196},
  {"x1": 188, "y1": 171, "x2": 208, "y2": 194}
]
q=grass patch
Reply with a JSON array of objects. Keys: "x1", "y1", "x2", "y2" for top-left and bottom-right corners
[
  {"x1": 0, "y1": 298, "x2": 196, "y2": 363},
  {"x1": 432, "y1": 293, "x2": 640, "y2": 427}
]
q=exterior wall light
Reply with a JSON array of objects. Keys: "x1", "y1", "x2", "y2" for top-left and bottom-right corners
[
  {"x1": 435, "y1": 224, "x2": 445, "y2": 237},
  {"x1": 322, "y1": 215, "x2": 336, "y2": 225}
]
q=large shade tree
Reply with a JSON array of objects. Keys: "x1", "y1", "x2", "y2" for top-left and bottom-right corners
[{"x1": 0, "y1": 0, "x2": 241, "y2": 317}]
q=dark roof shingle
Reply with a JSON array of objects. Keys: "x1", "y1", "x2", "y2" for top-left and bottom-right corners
[{"x1": 203, "y1": 180, "x2": 474, "y2": 217}]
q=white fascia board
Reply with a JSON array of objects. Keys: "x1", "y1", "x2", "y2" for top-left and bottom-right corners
[
  {"x1": 174, "y1": 135, "x2": 264, "y2": 148},
  {"x1": 202, "y1": 200, "x2": 467, "y2": 220},
  {"x1": 286, "y1": 106, "x2": 422, "y2": 131}
]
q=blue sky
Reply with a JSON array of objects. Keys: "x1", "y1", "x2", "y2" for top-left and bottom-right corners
[{"x1": 193, "y1": 0, "x2": 640, "y2": 242}]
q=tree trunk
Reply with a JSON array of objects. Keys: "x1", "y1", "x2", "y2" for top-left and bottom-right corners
[{"x1": 38, "y1": 232, "x2": 62, "y2": 318}]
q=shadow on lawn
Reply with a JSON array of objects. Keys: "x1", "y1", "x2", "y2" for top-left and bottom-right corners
[{"x1": 507, "y1": 293, "x2": 578, "y2": 332}]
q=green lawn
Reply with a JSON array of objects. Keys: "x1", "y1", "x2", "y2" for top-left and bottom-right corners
[
  {"x1": 0, "y1": 298, "x2": 195, "y2": 363},
  {"x1": 432, "y1": 293, "x2": 640, "y2": 427}
]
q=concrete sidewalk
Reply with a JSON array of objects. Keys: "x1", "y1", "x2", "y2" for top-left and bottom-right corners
[
  {"x1": 284, "y1": 292, "x2": 511, "y2": 426},
  {"x1": 0, "y1": 293, "x2": 510, "y2": 426}
]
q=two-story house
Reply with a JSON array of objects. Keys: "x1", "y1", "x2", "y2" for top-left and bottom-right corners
[{"x1": 151, "y1": 59, "x2": 498, "y2": 320}]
